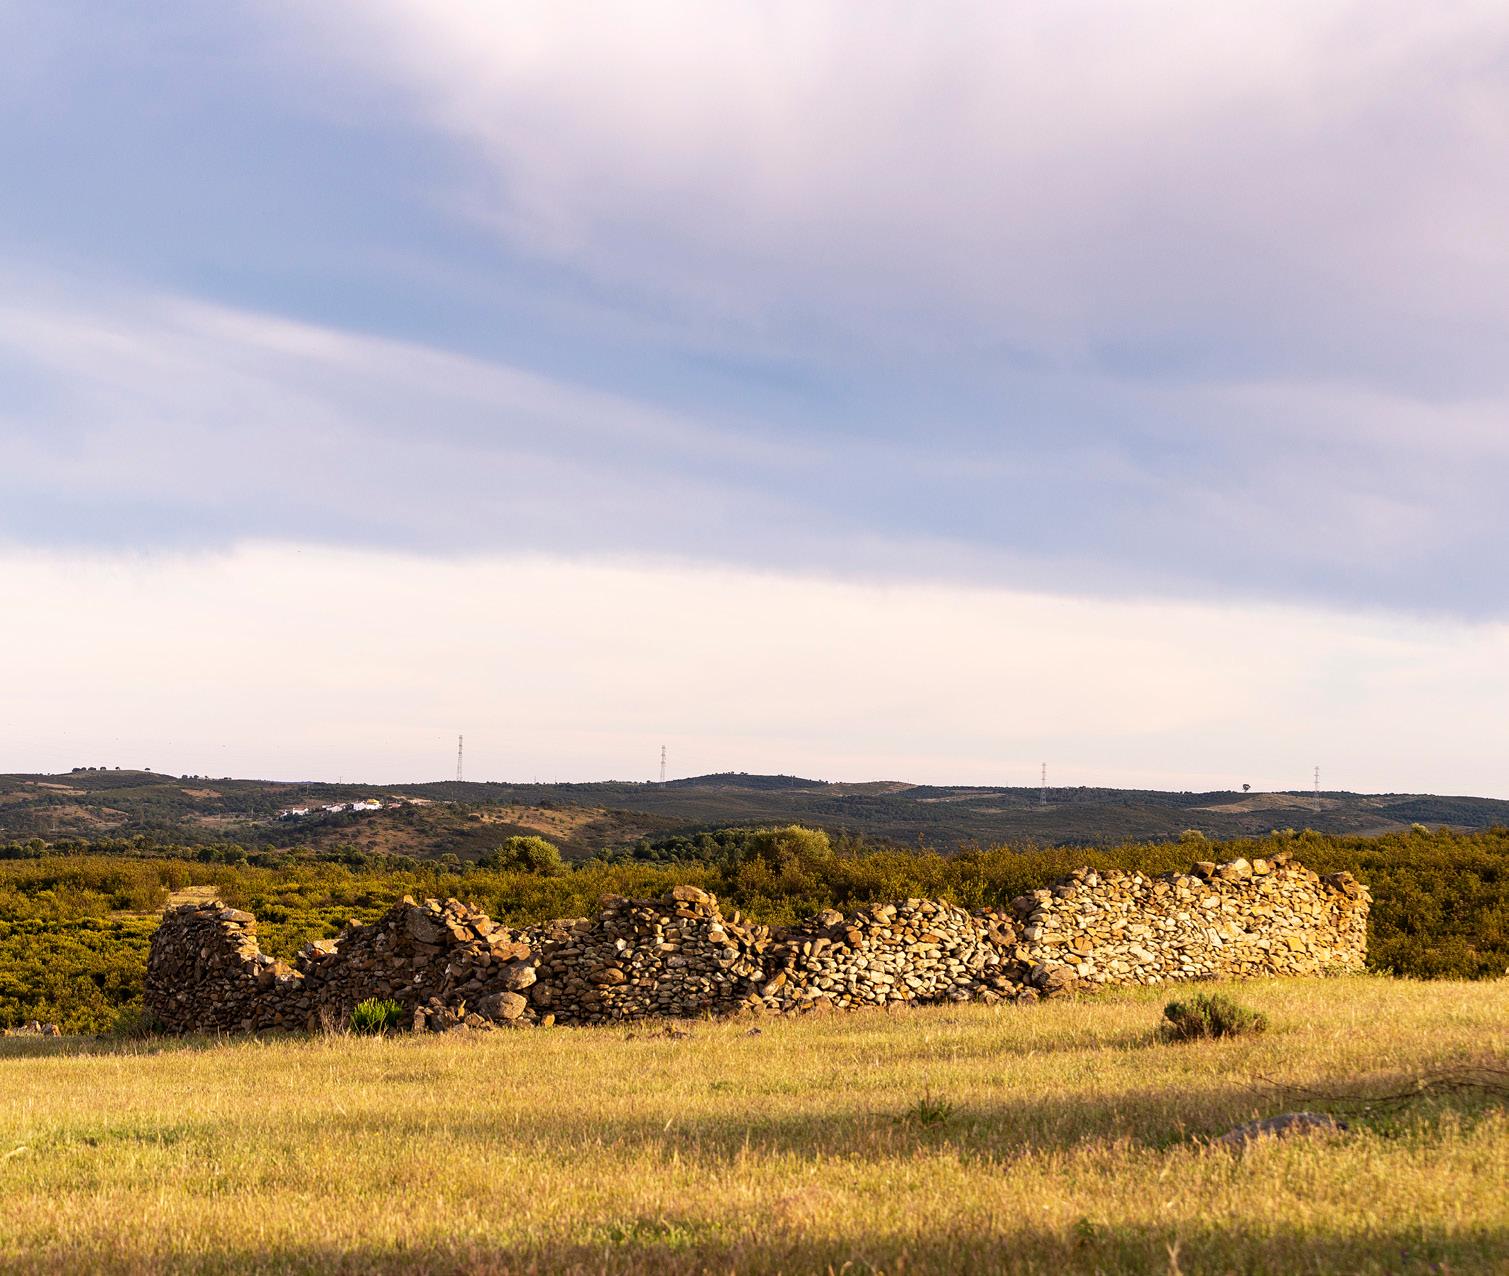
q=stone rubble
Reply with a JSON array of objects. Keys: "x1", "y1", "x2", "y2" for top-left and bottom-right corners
[
  {"x1": 525, "y1": 885, "x2": 770, "y2": 1025},
  {"x1": 1213, "y1": 1111, "x2": 1349, "y2": 1151},
  {"x1": 144, "y1": 855, "x2": 1369, "y2": 1034},
  {"x1": 2, "y1": 1021, "x2": 62, "y2": 1037}
]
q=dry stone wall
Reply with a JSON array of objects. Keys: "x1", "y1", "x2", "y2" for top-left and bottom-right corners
[
  {"x1": 145, "y1": 903, "x2": 298, "y2": 1032},
  {"x1": 1017, "y1": 854, "x2": 1370, "y2": 988},
  {"x1": 144, "y1": 854, "x2": 1368, "y2": 1033}
]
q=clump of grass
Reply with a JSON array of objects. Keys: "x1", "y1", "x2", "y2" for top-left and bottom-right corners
[
  {"x1": 349, "y1": 998, "x2": 405, "y2": 1035},
  {"x1": 1159, "y1": 992, "x2": 1268, "y2": 1042},
  {"x1": 106, "y1": 1008, "x2": 162, "y2": 1040},
  {"x1": 903, "y1": 1092, "x2": 955, "y2": 1126}
]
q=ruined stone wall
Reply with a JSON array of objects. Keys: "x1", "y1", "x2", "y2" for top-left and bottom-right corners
[
  {"x1": 1017, "y1": 855, "x2": 1370, "y2": 988},
  {"x1": 143, "y1": 853, "x2": 1368, "y2": 1033},
  {"x1": 145, "y1": 903, "x2": 298, "y2": 1032}
]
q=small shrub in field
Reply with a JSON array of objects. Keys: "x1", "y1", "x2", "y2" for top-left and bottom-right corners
[
  {"x1": 1160, "y1": 992, "x2": 1268, "y2": 1042},
  {"x1": 350, "y1": 998, "x2": 405, "y2": 1035},
  {"x1": 903, "y1": 1092, "x2": 955, "y2": 1126},
  {"x1": 108, "y1": 1007, "x2": 162, "y2": 1039}
]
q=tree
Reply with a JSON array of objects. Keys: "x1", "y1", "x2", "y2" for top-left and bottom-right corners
[
  {"x1": 481, "y1": 835, "x2": 565, "y2": 875},
  {"x1": 726, "y1": 825, "x2": 834, "y2": 874}
]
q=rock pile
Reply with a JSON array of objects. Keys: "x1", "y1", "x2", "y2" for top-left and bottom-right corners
[
  {"x1": 1012, "y1": 854, "x2": 1369, "y2": 989},
  {"x1": 2, "y1": 1021, "x2": 62, "y2": 1037},
  {"x1": 757, "y1": 899, "x2": 1032, "y2": 1012},
  {"x1": 528, "y1": 885, "x2": 770, "y2": 1024},
  {"x1": 292, "y1": 897, "x2": 539, "y2": 1032},
  {"x1": 143, "y1": 855, "x2": 1370, "y2": 1034},
  {"x1": 144, "y1": 902, "x2": 297, "y2": 1033},
  {"x1": 1213, "y1": 1111, "x2": 1348, "y2": 1152}
]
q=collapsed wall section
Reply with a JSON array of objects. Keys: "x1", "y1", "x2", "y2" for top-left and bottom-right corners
[
  {"x1": 143, "y1": 854, "x2": 1369, "y2": 1033},
  {"x1": 291, "y1": 896, "x2": 539, "y2": 1031},
  {"x1": 144, "y1": 903, "x2": 298, "y2": 1033},
  {"x1": 146, "y1": 896, "x2": 540, "y2": 1033}
]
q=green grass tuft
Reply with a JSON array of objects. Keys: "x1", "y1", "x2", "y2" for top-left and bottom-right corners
[
  {"x1": 1159, "y1": 992, "x2": 1268, "y2": 1042},
  {"x1": 349, "y1": 998, "x2": 405, "y2": 1035}
]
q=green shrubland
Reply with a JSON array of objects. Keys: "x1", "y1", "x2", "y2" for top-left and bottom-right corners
[{"x1": 0, "y1": 824, "x2": 1504, "y2": 1032}]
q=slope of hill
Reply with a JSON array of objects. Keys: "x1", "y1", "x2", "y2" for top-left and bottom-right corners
[{"x1": 4, "y1": 769, "x2": 1508, "y2": 860}]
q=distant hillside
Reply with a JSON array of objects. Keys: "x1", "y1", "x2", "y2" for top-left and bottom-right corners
[{"x1": 4, "y1": 768, "x2": 1508, "y2": 861}]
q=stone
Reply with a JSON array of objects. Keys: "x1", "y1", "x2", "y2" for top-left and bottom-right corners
[
  {"x1": 406, "y1": 913, "x2": 444, "y2": 945},
  {"x1": 1213, "y1": 1112, "x2": 1347, "y2": 1150},
  {"x1": 144, "y1": 854, "x2": 1368, "y2": 1035},
  {"x1": 477, "y1": 991, "x2": 528, "y2": 1022}
]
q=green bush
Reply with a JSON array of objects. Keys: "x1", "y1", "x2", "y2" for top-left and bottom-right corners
[
  {"x1": 1159, "y1": 992, "x2": 1268, "y2": 1042},
  {"x1": 350, "y1": 998, "x2": 405, "y2": 1035},
  {"x1": 480, "y1": 836, "x2": 565, "y2": 875}
]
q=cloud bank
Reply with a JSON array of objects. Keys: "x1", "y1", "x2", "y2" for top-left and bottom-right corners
[
  {"x1": 3, "y1": 4, "x2": 1509, "y2": 787},
  {"x1": 3, "y1": 3, "x2": 1508, "y2": 615},
  {"x1": 6, "y1": 543, "x2": 1506, "y2": 793}
]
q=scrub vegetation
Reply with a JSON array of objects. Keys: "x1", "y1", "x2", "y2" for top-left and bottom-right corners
[{"x1": 0, "y1": 824, "x2": 1505, "y2": 1033}]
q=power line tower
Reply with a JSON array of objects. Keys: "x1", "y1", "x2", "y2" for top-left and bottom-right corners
[
  {"x1": 659, "y1": 745, "x2": 667, "y2": 784},
  {"x1": 456, "y1": 735, "x2": 464, "y2": 784},
  {"x1": 1040, "y1": 762, "x2": 1047, "y2": 807},
  {"x1": 1313, "y1": 764, "x2": 1320, "y2": 799}
]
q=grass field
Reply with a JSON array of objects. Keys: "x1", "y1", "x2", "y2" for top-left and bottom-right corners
[{"x1": 1, "y1": 977, "x2": 1505, "y2": 1275}]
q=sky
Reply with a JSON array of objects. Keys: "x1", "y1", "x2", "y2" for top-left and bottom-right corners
[{"x1": 3, "y1": 2, "x2": 1508, "y2": 791}]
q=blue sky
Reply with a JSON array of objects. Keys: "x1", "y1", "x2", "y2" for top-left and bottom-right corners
[{"x1": 4, "y1": 3, "x2": 1508, "y2": 788}]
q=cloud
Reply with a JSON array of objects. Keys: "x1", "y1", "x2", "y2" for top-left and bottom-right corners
[
  {"x1": 3, "y1": 272, "x2": 1509, "y2": 615},
  {"x1": 4, "y1": 543, "x2": 1507, "y2": 793},
  {"x1": 4, "y1": 5, "x2": 1509, "y2": 616},
  {"x1": 0, "y1": 279, "x2": 824, "y2": 558},
  {"x1": 293, "y1": 1, "x2": 1509, "y2": 391}
]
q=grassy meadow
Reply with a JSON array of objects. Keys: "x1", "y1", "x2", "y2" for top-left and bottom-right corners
[{"x1": 1, "y1": 976, "x2": 1505, "y2": 1274}]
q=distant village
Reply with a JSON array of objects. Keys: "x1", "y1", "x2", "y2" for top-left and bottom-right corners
[{"x1": 276, "y1": 797, "x2": 430, "y2": 821}]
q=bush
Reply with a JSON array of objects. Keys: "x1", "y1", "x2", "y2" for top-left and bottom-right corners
[
  {"x1": 350, "y1": 998, "x2": 405, "y2": 1035},
  {"x1": 731, "y1": 825, "x2": 835, "y2": 873},
  {"x1": 480, "y1": 836, "x2": 565, "y2": 875},
  {"x1": 1159, "y1": 992, "x2": 1268, "y2": 1042}
]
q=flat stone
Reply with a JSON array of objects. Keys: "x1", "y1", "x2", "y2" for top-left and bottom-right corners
[{"x1": 1213, "y1": 1112, "x2": 1346, "y2": 1150}]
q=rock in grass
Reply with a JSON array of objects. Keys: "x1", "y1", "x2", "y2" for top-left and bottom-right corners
[{"x1": 1213, "y1": 1112, "x2": 1347, "y2": 1150}]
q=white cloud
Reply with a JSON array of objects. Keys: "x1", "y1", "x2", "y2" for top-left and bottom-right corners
[
  {"x1": 4, "y1": 274, "x2": 1509, "y2": 614},
  {"x1": 0, "y1": 277, "x2": 825, "y2": 555},
  {"x1": 290, "y1": 1, "x2": 1509, "y2": 389},
  {"x1": 3, "y1": 542, "x2": 1506, "y2": 794}
]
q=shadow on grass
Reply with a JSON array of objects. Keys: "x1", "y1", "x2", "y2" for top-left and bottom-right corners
[
  {"x1": 13, "y1": 1221, "x2": 1506, "y2": 1275},
  {"x1": 294, "y1": 1073, "x2": 1326, "y2": 1161},
  {"x1": 0, "y1": 1031, "x2": 311, "y2": 1062}
]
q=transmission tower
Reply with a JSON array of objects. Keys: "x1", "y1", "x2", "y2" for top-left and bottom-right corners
[
  {"x1": 659, "y1": 745, "x2": 667, "y2": 784},
  {"x1": 1040, "y1": 762, "x2": 1047, "y2": 807},
  {"x1": 456, "y1": 735, "x2": 464, "y2": 784},
  {"x1": 1313, "y1": 764, "x2": 1320, "y2": 799}
]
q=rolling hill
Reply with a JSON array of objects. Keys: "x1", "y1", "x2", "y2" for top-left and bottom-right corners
[{"x1": 4, "y1": 768, "x2": 1508, "y2": 860}]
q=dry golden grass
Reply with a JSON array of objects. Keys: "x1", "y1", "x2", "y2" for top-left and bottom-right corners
[{"x1": 0, "y1": 977, "x2": 1505, "y2": 1275}]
